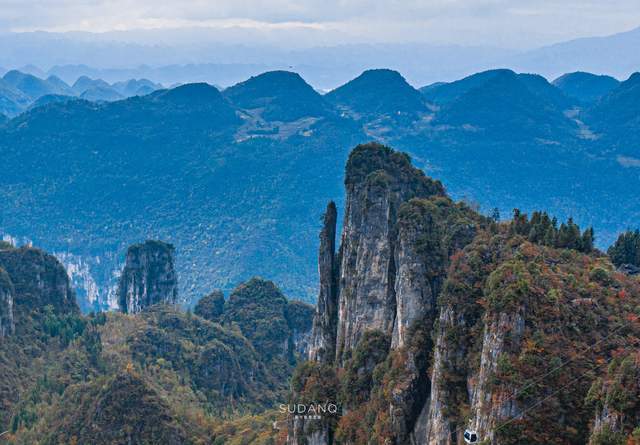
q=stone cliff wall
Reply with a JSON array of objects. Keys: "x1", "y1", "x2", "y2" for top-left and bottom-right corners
[
  {"x1": 308, "y1": 143, "x2": 447, "y2": 367},
  {"x1": 295, "y1": 143, "x2": 639, "y2": 445},
  {"x1": 309, "y1": 202, "x2": 339, "y2": 362},
  {"x1": 0, "y1": 267, "x2": 14, "y2": 338},
  {"x1": 118, "y1": 240, "x2": 178, "y2": 314}
]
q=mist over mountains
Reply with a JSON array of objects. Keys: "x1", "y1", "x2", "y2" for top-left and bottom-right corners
[
  {"x1": 0, "y1": 68, "x2": 162, "y2": 115},
  {"x1": 2, "y1": 25, "x2": 640, "y2": 88}
]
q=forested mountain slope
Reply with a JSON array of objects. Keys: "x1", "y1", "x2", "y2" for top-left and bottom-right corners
[
  {"x1": 1, "y1": 143, "x2": 639, "y2": 444},
  {"x1": 290, "y1": 143, "x2": 640, "y2": 445},
  {"x1": 1, "y1": 68, "x2": 639, "y2": 310},
  {"x1": 0, "y1": 240, "x2": 313, "y2": 444}
]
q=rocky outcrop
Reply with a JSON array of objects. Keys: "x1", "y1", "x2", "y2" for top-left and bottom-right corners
[
  {"x1": 118, "y1": 240, "x2": 178, "y2": 314},
  {"x1": 469, "y1": 311, "x2": 524, "y2": 443},
  {"x1": 309, "y1": 202, "x2": 339, "y2": 362},
  {"x1": 417, "y1": 306, "x2": 462, "y2": 445},
  {"x1": 295, "y1": 143, "x2": 476, "y2": 445},
  {"x1": 413, "y1": 236, "x2": 515, "y2": 445},
  {"x1": 392, "y1": 200, "x2": 440, "y2": 349},
  {"x1": 392, "y1": 217, "x2": 433, "y2": 349},
  {"x1": 414, "y1": 308, "x2": 525, "y2": 445},
  {"x1": 335, "y1": 143, "x2": 444, "y2": 362},
  {"x1": 0, "y1": 267, "x2": 14, "y2": 337},
  {"x1": 0, "y1": 245, "x2": 78, "y2": 316},
  {"x1": 296, "y1": 143, "x2": 640, "y2": 445}
]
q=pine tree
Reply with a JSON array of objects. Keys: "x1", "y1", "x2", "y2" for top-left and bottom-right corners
[
  {"x1": 608, "y1": 230, "x2": 640, "y2": 266},
  {"x1": 581, "y1": 227, "x2": 594, "y2": 253}
]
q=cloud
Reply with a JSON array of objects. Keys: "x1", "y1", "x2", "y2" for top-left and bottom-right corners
[{"x1": 1, "y1": 0, "x2": 639, "y2": 49}]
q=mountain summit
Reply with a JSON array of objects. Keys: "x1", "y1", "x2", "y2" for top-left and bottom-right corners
[
  {"x1": 326, "y1": 69, "x2": 427, "y2": 121},
  {"x1": 434, "y1": 69, "x2": 576, "y2": 140},
  {"x1": 224, "y1": 70, "x2": 331, "y2": 121},
  {"x1": 552, "y1": 71, "x2": 620, "y2": 103},
  {"x1": 2, "y1": 70, "x2": 71, "y2": 100}
]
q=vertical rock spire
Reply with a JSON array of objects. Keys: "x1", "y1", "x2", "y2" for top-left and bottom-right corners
[
  {"x1": 334, "y1": 142, "x2": 444, "y2": 362},
  {"x1": 308, "y1": 201, "x2": 339, "y2": 362},
  {"x1": 0, "y1": 267, "x2": 14, "y2": 338},
  {"x1": 118, "y1": 240, "x2": 178, "y2": 314}
]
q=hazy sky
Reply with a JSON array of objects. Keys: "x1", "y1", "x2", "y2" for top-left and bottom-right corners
[{"x1": 1, "y1": 0, "x2": 640, "y2": 49}]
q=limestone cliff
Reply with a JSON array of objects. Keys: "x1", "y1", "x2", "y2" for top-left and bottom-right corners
[
  {"x1": 295, "y1": 143, "x2": 476, "y2": 444},
  {"x1": 117, "y1": 240, "x2": 178, "y2": 314},
  {"x1": 286, "y1": 299, "x2": 315, "y2": 357},
  {"x1": 419, "y1": 306, "x2": 458, "y2": 445},
  {"x1": 392, "y1": 197, "x2": 476, "y2": 350},
  {"x1": 293, "y1": 143, "x2": 640, "y2": 445},
  {"x1": 0, "y1": 267, "x2": 14, "y2": 337},
  {"x1": 468, "y1": 310, "x2": 524, "y2": 443},
  {"x1": 309, "y1": 201, "x2": 339, "y2": 362},
  {"x1": 335, "y1": 143, "x2": 445, "y2": 361}
]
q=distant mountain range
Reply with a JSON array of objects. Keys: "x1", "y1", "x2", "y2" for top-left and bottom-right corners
[
  {"x1": 1, "y1": 67, "x2": 639, "y2": 311},
  {"x1": 2, "y1": 26, "x2": 640, "y2": 88},
  {"x1": 0, "y1": 70, "x2": 162, "y2": 116},
  {"x1": 509, "y1": 25, "x2": 640, "y2": 81}
]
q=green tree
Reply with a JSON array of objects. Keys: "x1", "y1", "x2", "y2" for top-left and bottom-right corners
[{"x1": 608, "y1": 230, "x2": 640, "y2": 267}]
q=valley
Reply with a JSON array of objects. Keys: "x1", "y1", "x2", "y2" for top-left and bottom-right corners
[
  {"x1": 1, "y1": 142, "x2": 639, "y2": 444},
  {"x1": 1, "y1": 67, "x2": 639, "y2": 310}
]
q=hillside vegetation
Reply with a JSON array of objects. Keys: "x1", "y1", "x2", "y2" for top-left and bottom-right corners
[
  {"x1": 292, "y1": 143, "x2": 640, "y2": 445},
  {"x1": 0, "y1": 241, "x2": 311, "y2": 443},
  {"x1": 1, "y1": 68, "x2": 639, "y2": 314}
]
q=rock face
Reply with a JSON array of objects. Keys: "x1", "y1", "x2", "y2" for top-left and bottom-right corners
[
  {"x1": 419, "y1": 306, "x2": 458, "y2": 445},
  {"x1": 296, "y1": 143, "x2": 640, "y2": 445},
  {"x1": 468, "y1": 311, "x2": 524, "y2": 443},
  {"x1": 392, "y1": 198, "x2": 463, "y2": 349},
  {"x1": 309, "y1": 202, "x2": 339, "y2": 362},
  {"x1": 286, "y1": 300, "x2": 315, "y2": 357},
  {"x1": 118, "y1": 240, "x2": 178, "y2": 314},
  {"x1": 288, "y1": 418, "x2": 332, "y2": 445},
  {"x1": 299, "y1": 143, "x2": 468, "y2": 445},
  {"x1": 0, "y1": 267, "x2": 15, "y2": 338},
  {"x1": 334, "y1": 143, "x2": 445, "y2": 362}
]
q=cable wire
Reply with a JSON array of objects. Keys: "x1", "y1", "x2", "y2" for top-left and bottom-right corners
[{"x1": 448, "y1": 313, "x2": 639, "y2": 441}]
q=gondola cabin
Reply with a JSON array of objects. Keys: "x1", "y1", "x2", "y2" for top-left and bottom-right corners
[{"x1": 464, "y1": 429, "x2": 479, "y2": 444}]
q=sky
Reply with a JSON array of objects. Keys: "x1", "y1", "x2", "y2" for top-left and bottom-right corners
[{"x1": 2, "y1": 0, "x2": 640, "y2": 49}]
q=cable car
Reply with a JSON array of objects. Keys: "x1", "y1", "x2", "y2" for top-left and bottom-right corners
[{"x1": 464, "y1": 429, "x2": 479, "y2": 444}]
